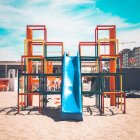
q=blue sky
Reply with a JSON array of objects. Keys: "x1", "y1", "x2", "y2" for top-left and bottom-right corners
[{"x1": 0, "y1": 0, "x2": 140, "y2": 60}]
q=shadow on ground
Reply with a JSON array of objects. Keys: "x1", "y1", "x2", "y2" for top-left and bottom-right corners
[{"x1": 0, "y1": 104, "x2": 122, "y2": 122}]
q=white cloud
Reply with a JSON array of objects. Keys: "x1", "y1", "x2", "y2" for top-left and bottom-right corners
[
  {"x1": 0, "y1": 47, "x2": 21, "y2": 61},
  {"x1": 0, "y1": 0, "x2": 139, "y2": 60},
  {"x1": 118, "y1": 28, "x2": 140, "y2": 51}
]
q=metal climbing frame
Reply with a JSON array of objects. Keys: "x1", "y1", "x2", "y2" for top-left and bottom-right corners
[
  {"x1": 100, "y1": 73, "x2": 126, "y2": 113},
  {"x1": 42, "y1": 42, "x2": 63, "y2": 108},
  {"x1": 96, "y1": 25, "x2": 126, "y2": 113},
  {"x1": 18, "y1": 25, "x2": 63, "y2": 113},
  {"x1": 18, "y1": 25, "x2": 44, "y2": 112},
  {"x1": 79, "y1": 42, "x2": 102, "y2": 112},
  {"x1": 18, "y1": 24, "x2": 126, "y2": 115},
  {"x1": 18, "y1": 55, "x2": 44, "y2": 112},
  {"x1": 79, "y1": 25, "x2": 126, "y2": 114}
]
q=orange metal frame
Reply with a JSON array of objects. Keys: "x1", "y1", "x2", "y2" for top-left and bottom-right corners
[
  {"x1": 26, "y1": 25, "x2": 46, "y2": 106},
  {"x1": 21, "y1": 55, "x2": 44, "y2": 73},
  {"x1": 95, "y1": 25, "x2": 117, "y2": 106},
  {"x1": 18, "y1": 25, "x2": 63, "y2": 113},
  {"x1": 99, "y1": 54, "x2": 122, "y2": 72}
]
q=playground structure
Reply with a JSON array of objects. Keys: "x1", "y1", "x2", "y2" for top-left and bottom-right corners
[{"x1": 18, "y1": 25, "x2": 126, "y2": 121}]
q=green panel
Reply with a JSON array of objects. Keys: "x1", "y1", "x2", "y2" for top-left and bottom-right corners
[
  {"x1": 45, "y1": 57, "x2": 63, "y2": 61},
  {"x1": 44, "y1": 73, "x2": 62, "y2": 76},
  {"x1": 42, "y1": 91, "x2": 61, "y2": 95},
  {"x1": 81, "y1": 73, "x2": 100, "y2": 76},
  {"x1": 82, "y1": 91, "x2": 101, "y2": 95},
  {"x1": 80, "y1": 56, "x2": 99, "y2": 61}
]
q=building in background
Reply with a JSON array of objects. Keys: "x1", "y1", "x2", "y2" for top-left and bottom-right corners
[
  {"x1": 0, "y1": 61, "x2": 21, "y2": 78},
  {"x1": 119, "y1": 49, "x2": 131, "y2": 67},
  {"x1": 130, "y1": 47, "x2": 140, "y2": 67},
  {"x1": 119, "y1": 46, "x2": 140, "y2": 68}
]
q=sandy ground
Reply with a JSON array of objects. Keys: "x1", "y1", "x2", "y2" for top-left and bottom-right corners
[{"x1": 0, "y1": 92, "x2": 140, "y2": 140}]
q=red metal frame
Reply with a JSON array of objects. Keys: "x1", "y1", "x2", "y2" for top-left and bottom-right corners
[
  {"x1": 18, "y1": 93, "x2": 41, "y2": 113},
  {"x1": 79, "y1": 42, "x2": 97, "y2": 56},
  {"x1": 21, "y1": 55, "x2": 43, "y2": 73},
  {"x1": 101, "y1": 92, "x2": 126, "y2": 114},
  {"x1": 27, "y1": 25, "x2": 47, "y2": 41},
  {"x1": 46, "y1": 42, "x2": 64, "y2": 56},
  {"x1": 95, "y1": 25, "x2": 117, "y2": 106},
  {"x1": 95, "y1": 25, "x2": 116, "y2": 42},
  {"x1": 46, "y1": 42, "x2": 63, "y2": 45},
  {"x1": 18, "y1": 25, "x2": 64, "y2": 113}
]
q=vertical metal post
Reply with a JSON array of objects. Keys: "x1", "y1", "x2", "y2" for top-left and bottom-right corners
[{"x1": 5, "y1": 65, "x2": 7, "y2": 78}]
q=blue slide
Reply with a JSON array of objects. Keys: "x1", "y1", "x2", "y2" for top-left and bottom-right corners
[{"x1": 61, "y1": 53, "x2": 83, "y2": 121}]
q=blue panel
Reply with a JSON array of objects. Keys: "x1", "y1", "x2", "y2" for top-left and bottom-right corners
[{"x1": 61, "y1": 53, "x2": 83, "y2": 121}]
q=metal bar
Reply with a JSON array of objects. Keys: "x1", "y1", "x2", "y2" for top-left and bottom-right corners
[
  {"x1": 44, "y1": 73, "x2": 61, "y2": 76},
  {"x1": 97, "y1": 25, "x2": 115, "y2": 27},
  {"x1": 79, "y1": 42, "x2": 97, "y2": 45},
  {"x1": 103, "y1": 92, "x2": 125, "y2": 95},
  {"x1": 96, "y1": 28, "x2": 114, "y2": 30},
  {"x1": 118, "y1": 95, "x2": 119, "y2": 108},
  {"x1": 82, "y1": 91, "x2": 100, "y2": 94},
  {"x1": 39, "y1": 94, "x2": 41, "y2": 113},
  {"x1": 22, "y1": 55, "x2": 43, "y2": 58},
  {"x1": 18, "y1": 94, "x2": 19, "y2": 113},
  {"x1": 62, "y1": 43, "x2": 64, "y2": 56},
  {"x1": 45, "y1": 57, "x2": 62, "y2": 61},
  {"x1": 44, "y1": 28, "x2": 47, "y2": 42},
  {"x1": 124, "y1": 92, "x2": 126, "y2": 113},
  {"x1": 32, "y1": 29, "x2": 46, "y2": 30},
  {"x1": 19, "y1": 73, "x2": 41, "y2": 76},
  {"x1": 19, "y1": 93, "x2": 40, "y2": 95},
  {"x1": 81, "y1": 73, "x2": 101, "y2": 76},
  {"x1": 46, "y1": 42, "x2": 63, "y2": 45},
  {"x1": 27, "y1": 25, "x2": 46, "y2": 27},
  {"x1": 42, "y1": 91, "x2": 61, "y2": 95},
  {"x1": 102, "y1": 94, "x2": 104, "y2": 113},
  {"x1": 5, "y1": 65, "x2": 7, "y2": 78}
]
